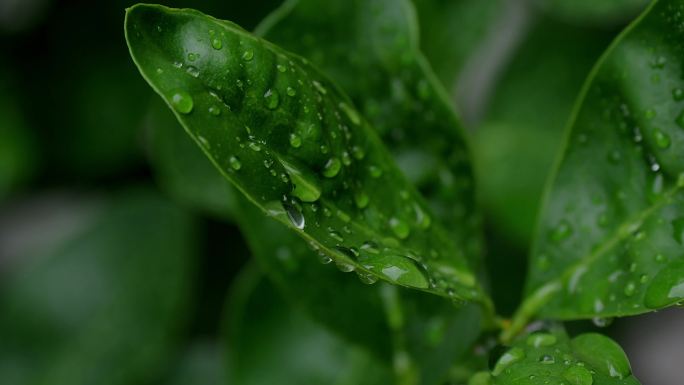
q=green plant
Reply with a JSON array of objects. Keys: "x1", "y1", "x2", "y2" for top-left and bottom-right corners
[{"x1": 121, "y1": 0, "x2": 684, "y2": 383}]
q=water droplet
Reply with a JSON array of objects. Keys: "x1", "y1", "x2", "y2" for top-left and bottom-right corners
[
  {"x1": 317, "y1": 253, "x2": 332, "y2": 264},
  {"x1": 335, "y1": 260, "x2": 355, "y2": 272},
  {"x1": 328, "y1": 230, "x2": 343, "y2": 243},
  {"x1": 389, "y1": 217, "x2": 410, "y2": 239},
  {"x1": 286, "y1": 86, "x2": 296, "y2": 96},
  {"x1": 492, "y1": 347, "x2": 525, "y2": 376},
  {"x1": 339, "y1": 102, "x2": 361, "y2": 125},
  {"x1": 357, "y1": 271, "x2": 378, "y2": 285},
  {"x1": 550, "y1": 220, "x2": 573, "y2": 242},
  {"x1": 171, "y1": 91, "x2": 194, "y2": 114},
  {"x1": 341, "y1": 151, "x2": 352, "y2": 166},
  {"x1": 354, "y1": 191, "x2": 369, "y2": 209},
  {"x1": 526, "y1": 333, "x2": 557, "y2": 348},
  {"x1": 351, "y1": 145, "x2": 365, "y2": 160},
  {"x1": 644, "y1": 259, "x2": 684, "y2": 308},
  {"x1": 208, "y1": 105, "x2": 221, "y2": 116},
  {"x1": 369, "y1": 165, "x2": 383, "y2": 178},
  {"x1": 654, "y1": 129, "x2": 671, "y2": 148},
  {"x1": 624, "y1": 281, "x2": 636, "y2": 296},
  {"x1": 211, "y1": 38, "x2": 223, "y2": 50},
  {"x1": 229, "y1": 156, "x2": 242, "y2": 170},
  {"x1": 248, "y1": 141, "x2": 261, "y2": 152},
  {"x1": 323, "y1": 157, "x2": 342, "y2": 178},
  {"x1": 242, "y1": 49, "x2": 254, "y2": 61},
  {"x1": 592, "y1": 316, "x2": 613, "y2": 328},
  {"x1": 539, "y1": 354, "x2": 555, "y2": 365},
  {"x1": 187, "y1": 52, "x2": 197, "y2": 61},
  {"x1": 289, "y1": 133, "x2": 302, "y2": 148},
  {"x1": 277, "y1": 64, "x2": 287, "y2": 72},
  {"x1": 563, "y1": 365, "x2": 594, "y2": 385},
  {"x1": 264, "y1": 89, "x2": 280, "y2": 110},
  {"x1": 283, "y1": 201, "x2": 305, "y2": 229},
  {"x1": 571, "y1": 333, "x2": 631, "y2": 379},
  {"x1": 279, "y1": 158, "x2": 321, "y2": 203},
  {"x1": 359, "y1": 252, "x2": 428, "y2": 288}
]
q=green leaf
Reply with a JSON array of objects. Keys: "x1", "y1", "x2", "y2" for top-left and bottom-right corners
[
  {"x1": 225, "y1": 265, "x2": 393, "y2": 385},
  {"x1": 146, "y1": 98, "x2": 238, "y2": 219},
  {"x1": 412, "y1": 0, "x2": 503, "y2": 88},
  {"x1": 487, "y1": 330, "x2": 640, "y2": 384},
  {"x1": 0, "y1": 190, "x2": 196, "y2": 385},
  {"x1": 536, "y1": 0, "x2": 648, "y2": 25},
  {"x1": 125, "y1": 4, "x2": 488, "y2": 305},
  {"x1": 513, "y1": 0, "x2": 684, "y2": 334},
  {"x1": 164, "y1": 341, "x2": 226, "y2": 385},
  {"x1": 238, "y1": 198, "x2": 483, "y2": 384},
  {"x1": 257, "y1": 0, "x2": 484, "y2": 267}
]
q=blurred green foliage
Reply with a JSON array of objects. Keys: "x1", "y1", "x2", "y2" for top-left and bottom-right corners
[{"x1": 0, "y1": 0, "x2": 659, "y2": 384}]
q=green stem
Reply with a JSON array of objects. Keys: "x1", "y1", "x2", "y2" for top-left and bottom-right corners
[{"x1": 500, "y1": 282, "x2": 560, "y2": 343}]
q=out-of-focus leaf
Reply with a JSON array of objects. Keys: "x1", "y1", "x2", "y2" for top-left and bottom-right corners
[
  {"x1": 165, "y1": 341, "x2": 226, "y2": 385},
  {"x1": 534, "y1": 0, "x2": 648, "y2": 25},
  {"x1": 258, "y1": 0, "x2": 484, "y2": 268},
  {"x1": 487, "y1": 329, "x2": 640, "y2": 384},
  {"x1": 511, "y1": 0, "x2": 684, "y2": 337},
  {"x1": 475, "y1": 19, "x2": 615, "y2": 247},
  {"x1": 0, "y1": 71, "x2": 36, "y2": 200},
  {"x1": 238, "y1": 200, "x2": 483, "y2": 384},
  {"x1": 146, "y1": 98, "x2": 238, "y2": 219},
  {"x1": 411, "y1": 0, "x2": 503, "y2": 88},
  {"x1": 225, "y1": 265, "x2": 393, "y2": 385},
  {"x1": 125, "y1": 4, "x2": 489, "y2": 305},
  {"x1": 0, "y1": 190, "x2": 196, "y2": 385}
]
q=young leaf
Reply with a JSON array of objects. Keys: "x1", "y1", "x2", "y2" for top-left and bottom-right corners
[
  {"x1": 487, "y1": 330, "x2": 640, "y2": 384},
  {"x1": 258, "y1": 0, "x2": 484, "y2": 267},
  {"x1": 514, "y1": 0, "x2": 684, "y2": 335},
  {"x1": 0, "y1": 190, "x2": 195, "y2": 385},
  {"x1": 225, "y1": 265, "x2": 393, "y2": 385},
  {"x1": 125, "y1": 4, "x2": 488, "y2": 304}
]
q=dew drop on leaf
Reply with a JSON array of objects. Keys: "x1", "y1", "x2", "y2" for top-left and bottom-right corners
[
  {"x1": 208, "y1": 105, "x2": 221, "y2": 116},
  {"x1": 171, "y1": 90, "x2": 194, "y2": 114},
  {"x1": 228, "y1": 156, "x2": 242, "y2": 171},
  {"x1": 653, "y1": 128, "x2": 671, "y2": 148},
  {"x1": 289, "y1": 133, "x2": 302, "y2": 148},
  {"x1": 322, "y1": 157, "x2": 342, "y2": 178},
  {"x1": 211, "y1": 37, "x2": 222, "y2": 50},
  {"x1": 539, "y1": 354, "x2": 555, "y2": 365},
  {"x1": 389, "y1": 217, "x2": 410, "y2": 239},
  {"x1": 242, "y1": 49, "x2": 254, "y2": 61},
  {"x1": 550, "y1": 219, "x2": 572, "y2": 243},
  {"x1": 264, "y1": 89, "x2": 280, "y2": 110},
  {"x1": 526, "y1": 333, "x2": 557, "y2": 348},
  {"x1": 282, "y1": 200, "x2": 305, "y2": 229}
]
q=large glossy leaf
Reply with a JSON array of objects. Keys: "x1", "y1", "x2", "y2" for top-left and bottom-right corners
[
  {"x1": 257, "y1": 0, "x2": 484, "y2": 268},
  {"x1": 486, "y1": 329, "x2": 640, "y2": 384},
  {"x1": 0, "y1": 190, "x2": 195, "y2": 385},
  {"x1": 513, "y1": 0, "x2": 684, "y2": 335},
  {"x1": 125, "y1": 4, "x2": 488, "y2": 305},
  {"x1": 145, "y1": 98, "x2": 238, "y2": 219},
  {"x1": 225, "y1": 265, "x2": 393, "y2": 385}
]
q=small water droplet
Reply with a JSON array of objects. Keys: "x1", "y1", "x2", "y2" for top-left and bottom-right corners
[
  {"x1": 369, "y1": 165, "x2": 383, "y2": 178},
  {"x1": 351, "y1": 145, "x2": 365, "y2": 160},
  {"x1": 187, "y1": 52, "x2": 197, "y2": 62},
  {"x1": 242, "y1": 49, "x2": 254, "y2": 61},
  {"x1": 211, "y1": 38, "x2": 223, "y2": 50},
  {"x1": 208, "y1": 105, "x2": 221, "y2": 116},
  {"x1": 592, "y1": 317, "x2": 613, "y2": 328},
  {"x1": 335, "y1": 260, "x2": 355, "y2": 272},
  {"x1": 229, "y1": 156, "x2": 242, "y2": 170},
  {"x1": 389, "y1": 217, "x2": 410, "y2": 239},
  {"x1": 539, "y1": 354, "x2": 555, "y2": 365},
  {"x1": 357, "y1": 271, "x2": 378, "y2": 284},
  {"x1": 289, "y1": 133, "x2": 302, "y2": 148},
  {"x1": 264, "y1": 89, "x2": 280, "y2": 110},
  {"x1": 286, "y1": 86, "x2": 296, "y2": 96},
  {"x1": 624, "y1": 281, "x2": 636, "y2": 296},
  {"x1": 354, "y1": 191, "x2": 369, "y2": 209},
  {"x1": 653, "y1": 129, "x2": 671, "y2": 148},
  {"x1": 673, "y1": 88, "x2": 684, "y2": 101},
  {"x1": 277, "y1": 64, "x2": 287, "y2": 72},
  {"x1": 323, "y1": 157, "x2": 342, "y2": 178},
  {"x1": 171, "y1": 91, "x2": 194, "y2": 114}
]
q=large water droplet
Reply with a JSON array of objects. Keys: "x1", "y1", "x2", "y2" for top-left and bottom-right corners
[
  {"x1": 492, "y1": 347, "x2": 525, "y2": 376},
  {"x1": 322, "y1": 157, "x2": 342, "y2": 178},
  {"x1": 389, "y1": 217, "x2": 410, "y2": 239},
  {"x1": 571, "y1": 333, "x2": 631, "y2": 379},
  {"x1": 264, "y1": 89, "x2": 280, "y2": 110},
  {"x1": 211, "y1": 38, "x2": 223, "y2": 50},
  {"x1": 171, "y1": 91, "x2": 194, "y2": 114},
  {"x1": 360, "y1": 252, "x2": 428, "y2": 289},
  {"x1": 283, "y1": 201, "x2": 305, "y2": 229},
  {"x1": 563, "y1": 365, "x2": 594, "y2": 385},
  {"x1": 279, "y1": 158, "x2": 321, "y2": 203},
  {"x1": 644, "y1": 259, "x2": 684, "y2": 308}
]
